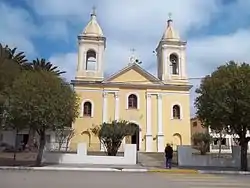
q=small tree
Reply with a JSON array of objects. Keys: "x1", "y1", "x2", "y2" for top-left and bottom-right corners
[
  {"x1": 55, "y1": 128, "x2": 75, "y2": 151},
  {"x1": 6, "y1": 70, "x2": 79, "y2": 166},
  {"x1": 91, "y1": 120, "x2": 138, "y2": 156},
  {"x1": 65, "y1": 129, "x2": 75, "y2": 151},
  {"x1": 195, "y1": 61, "x2": 250, "y2": 171},
  {"x1": 192, "y1": 132, "x2": 212, "y2": 155},
  {"x1": 26, "y1": 58, "x2": 65, "y2": 149}
]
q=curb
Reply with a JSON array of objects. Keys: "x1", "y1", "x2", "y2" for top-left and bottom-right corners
[
  {"x1": 148, "y1": 169, "x2": 198, "y2": 174},
  {"x1": 2, "y1": 166, "x2": 249, "y2": 175},
  {"x1": 0, "y1": 166, "x2": 148, "y2": 172},
  {"x1": 198, "y1": 170, "x2": 250, "y2": 175}
]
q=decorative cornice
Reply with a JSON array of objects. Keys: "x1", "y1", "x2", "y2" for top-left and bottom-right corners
[
  {"x1": 156, "y1": 40, "x2": 186, "y2": 51},
  {"x1": 71, "y1": 79, "x2": 192, "y2": 91},
  {"x1": 146, "y1": 94, "x2": 152, "y2": 98},
  {"x1": 102, "y1": 91, "x2": 108, "y2": 98},
  {"x1": 78, "y1": 35, "x2": 106, "y2": 41},
  {"x1": 78, "y1": 35, "x2": 106, "y2": 48},
  {"x1": 157, "y1": 93, "x2": 162, "y2": 99}
]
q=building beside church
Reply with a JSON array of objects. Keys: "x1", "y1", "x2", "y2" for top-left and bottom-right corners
[
  {"x1": 70, "y1": 9, "x2": 192, "y2": 152},
  {"x1": 191, "y1": 117, "x2": 250, "y2": 153}
]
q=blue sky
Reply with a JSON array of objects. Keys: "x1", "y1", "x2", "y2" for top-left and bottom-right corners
[{"x1": 1, "y1": 0, "x2": 250, "y2": 116}]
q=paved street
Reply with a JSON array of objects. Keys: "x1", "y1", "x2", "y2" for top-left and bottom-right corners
[{"x1": 1, "y1": 170, "x2": 250, "y2": 188}]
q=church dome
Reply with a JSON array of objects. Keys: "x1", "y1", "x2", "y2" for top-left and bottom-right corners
[
  {"x1": 82, "y1": 9, "x2": 104, "y2": 37},
  {"x1": 162, "y1": 19, "x2": 180, "y2": 41}
]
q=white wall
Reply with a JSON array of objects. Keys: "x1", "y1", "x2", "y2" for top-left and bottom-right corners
[
  {"x1": 209, "y1": 128, "x2": 250, "y2": 153},
  {"x1": 178, "y1": 145, "x2": 250, "y2": 168},
  {"x1": 43, "y1": 143, "x2": 137, "y2": 165}
]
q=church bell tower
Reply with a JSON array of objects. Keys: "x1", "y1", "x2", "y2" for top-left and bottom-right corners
[
  {"x1": 75, "y1": 8, "x2": 106, "y2": 81},
  {"x1": 156, "y1": 15, "x2": 188, "y2": 84}
]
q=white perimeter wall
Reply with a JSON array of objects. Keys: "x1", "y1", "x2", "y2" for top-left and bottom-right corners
[{"x1": 43, "y1": 143, "x2": 137, "y2": 165}]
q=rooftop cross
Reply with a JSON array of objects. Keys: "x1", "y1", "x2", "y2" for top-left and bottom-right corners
[
  {"x1": 91, "y1": 6, "x2": 96, "y2": 16},
  {"x1": 129, "y1": 48, "x2": 136, "y2": 64},
  {"x1": 168, "y1": 12, "x2": 172, "y2": 20},
  {"x1": 129, "y1": 48, "x2": 142, "y2": 64},
  {"x1": 130, "y1": 48, "x2": 136, "y2": 54}
]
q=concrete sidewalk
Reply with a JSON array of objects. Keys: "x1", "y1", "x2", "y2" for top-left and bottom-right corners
[
  {"x1": 0, "y1": 163, "x2": 198, "y2": 173},
  {"x1": 0, "y1": 164, "x2": 249, "y2": 175},
  {"x1": 0, "y1": 165, "x2": 148, "y2": 172}
]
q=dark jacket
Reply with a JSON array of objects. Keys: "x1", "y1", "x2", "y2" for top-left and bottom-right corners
[{"x1": 165, "y1": 145, "x2": 173, "y2": 159}]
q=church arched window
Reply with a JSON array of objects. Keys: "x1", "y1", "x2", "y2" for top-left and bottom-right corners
[
  {"x1": 128, "y1": 94, "x2": 138, "y2": 109},
  {"x1": 83, "y1": 101, "x2": 92, "y2": 117},
  {"x1": 170, "y1": 53, "x2": 179, "y2": 75},
  {"x1": 173, "y1": 105, "x2": 181, "y2": 119},
  {"x1": 86, "y1": 50, "x2": 97, "y2": 70}
]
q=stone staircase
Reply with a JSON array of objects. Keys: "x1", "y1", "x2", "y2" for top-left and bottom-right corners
[{"x1": 138, "y1": 152, "x2": 178, "y2": 168}]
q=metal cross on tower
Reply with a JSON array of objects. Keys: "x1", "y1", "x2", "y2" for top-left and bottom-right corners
[
  {"x1": 168, "y1": 12, "x2": 172, "y2": 20},
  {"x1": 129, "y1": 48, "x2": 142, "y2": 64}
]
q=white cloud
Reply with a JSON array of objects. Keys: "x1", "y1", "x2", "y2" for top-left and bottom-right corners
[
  {"x1": 0, "y1": 3, "x2": 37, "y2": 57},
  {"x1": 3, "y1": 0, "x2": 250, "y2": 117},
  {"x1": 187, "y1": 28, "x2": 250, "y2": 77},
  {"x1": 40, "y1": 21, "x2": 69, "y2": 41},
  {"x1": 99, "y1": 0, "x2": 220, "y2": 37},
  {"x1": 26, "y1": 0, "x2": 90, "y2": 18}
]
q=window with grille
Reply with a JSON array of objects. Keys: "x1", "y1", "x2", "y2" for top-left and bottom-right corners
[
  {"x1": 173, "y1": 105, "x2": 181, "y2": 119},
  {"x1": 83, "y1": 101, "x2": 92, "y2": 116},
  {"x1": 128, "y1": 94, "x2": 138, "y2": 109}
]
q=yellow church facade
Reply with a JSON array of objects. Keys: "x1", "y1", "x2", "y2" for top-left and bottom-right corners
[{"x1": 70, "y1": 10, "x2": 192, "y2": 152}]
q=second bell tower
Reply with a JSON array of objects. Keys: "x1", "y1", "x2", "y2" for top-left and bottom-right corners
[{"x1": 156, "y1": 17, "x2": 188, "y2": 83}]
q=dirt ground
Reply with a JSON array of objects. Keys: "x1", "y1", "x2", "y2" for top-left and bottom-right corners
[{"x1": 0, "y1": 152, "x2": 37, "y2": 166}]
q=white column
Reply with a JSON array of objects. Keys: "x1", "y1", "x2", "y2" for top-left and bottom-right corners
[
  {"x1": 114, "y1": 93, "x2": 119, "y2": 120},
  {"x1": 146, "y1": 94, "x2": 153, "y2": 152},
  {"x1": 101, "y1": 92, "x2": 108, "y2": 151},
  {"x1": 115, "y1": 92, "x2": 122, "y2": 152},
  {"x1": 157, "y1": 94, "x2": 164, "y2": 152},
  {"x1": 181, "y1": 50, "x2": 186, "y2": 78},
  {"x1": 229, "y1": 136, "x2": 233, "y2": 152},
  {"x1": 178, "y1": 57, "x2": 181, "y2": 77},
  {"x1": 102, "y1": 92, "x2": 108, "y2": 122}
]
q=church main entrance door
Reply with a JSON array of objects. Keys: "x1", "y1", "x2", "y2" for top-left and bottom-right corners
[{"x1": 131, "y1": 125, "x2": 140, "y2": 151}]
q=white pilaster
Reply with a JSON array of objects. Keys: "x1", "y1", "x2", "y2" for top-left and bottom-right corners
[
  {"x1": 229, "y1": 137, "x2": 233, "y2": 152},
  {"x1": 122, "y1": 138, "x2": 126, "y2": 152},
  {"x1": 114, "y1": 93, "x2": 119, "y2": 120},
  {"x1": 146, "y1": 94, "x2": 153, "y2": 152},
  {"x1": 101, "y1": 92, "x2": 108, "y2": 151},
  {"x1": 157, "y1": 94, "x2": 164, "y2": 152}
]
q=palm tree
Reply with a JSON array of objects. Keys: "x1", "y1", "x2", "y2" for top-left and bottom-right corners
[
  {"x1": 4, "y1": 45, "x2": 28, "y2": 66},
  {"x1": 32, "y1": 58, "x2": 66, "y2": 76}
]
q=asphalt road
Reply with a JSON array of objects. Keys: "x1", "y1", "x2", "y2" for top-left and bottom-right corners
[{"x1": 1, "y1": 170, "x2": 250, "y2": 188}]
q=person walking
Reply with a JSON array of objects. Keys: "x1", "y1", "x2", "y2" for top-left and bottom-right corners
[{"x1": 164, "y1": 143, "x2": 173, "y2": 169}]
